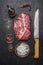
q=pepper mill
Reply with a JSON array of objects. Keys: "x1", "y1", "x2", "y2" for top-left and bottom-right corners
[{"x1": 7, "y1": 5, "x2": 16, "y2": 18}]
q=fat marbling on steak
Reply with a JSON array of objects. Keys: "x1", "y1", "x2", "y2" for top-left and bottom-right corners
[{"x1": 14, "y1": 13, "x2": 31, "y2": 40}]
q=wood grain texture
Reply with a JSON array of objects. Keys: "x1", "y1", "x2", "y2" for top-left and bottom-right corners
[{"x1": 34, "y1": 38, "x2": 39, "y2": 58}]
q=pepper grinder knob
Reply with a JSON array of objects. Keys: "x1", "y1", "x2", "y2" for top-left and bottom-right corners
[{"x1": 7, "y1": 5, "x2": 16, "y2": 18}]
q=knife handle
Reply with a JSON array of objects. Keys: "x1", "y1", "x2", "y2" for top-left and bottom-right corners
[{"x1": 34, "y1": 38, "x2": 39, "y2": 59}]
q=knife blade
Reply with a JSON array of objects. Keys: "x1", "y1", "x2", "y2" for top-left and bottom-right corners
[{"x1": 34, "y1": 9, "x2": 39, "y2": 58}]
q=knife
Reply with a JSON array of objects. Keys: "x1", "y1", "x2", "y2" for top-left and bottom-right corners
[{"x1": 34, "y1": 9, "x2": 39, "y2": 58}]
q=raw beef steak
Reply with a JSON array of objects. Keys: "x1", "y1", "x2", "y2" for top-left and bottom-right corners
[{"x1": 14, "y1": 13, "x2": 31, "y2": 40}]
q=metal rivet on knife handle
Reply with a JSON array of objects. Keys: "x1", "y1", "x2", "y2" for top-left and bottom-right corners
[{"x1": 34, "y1": 38, "x2": 39, "y2": 58}]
